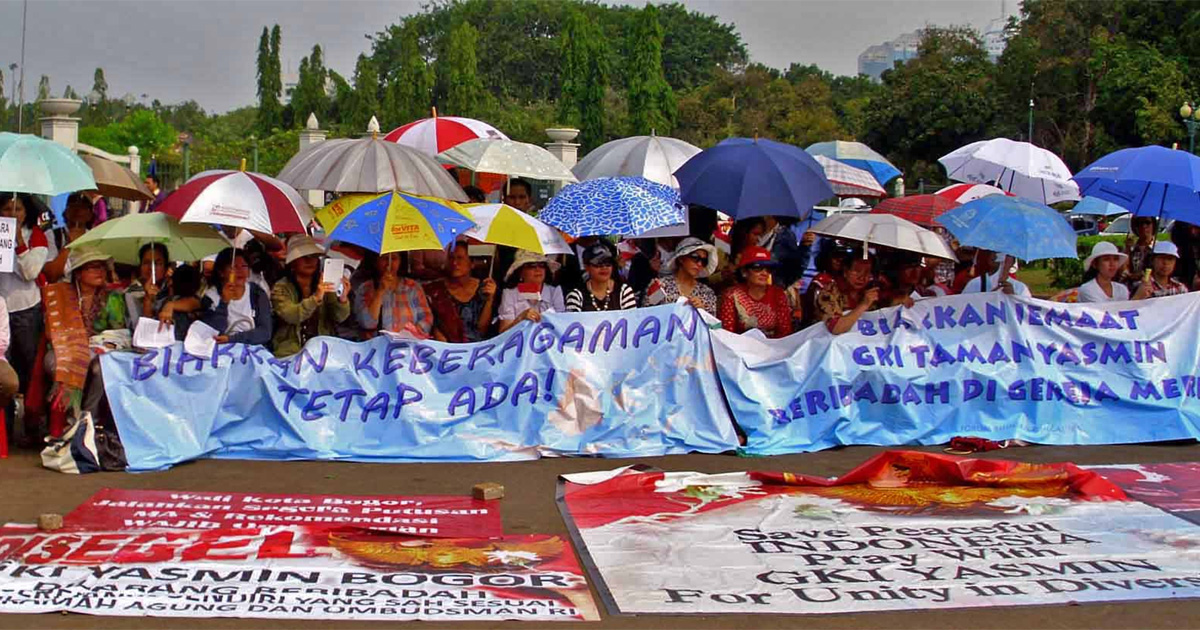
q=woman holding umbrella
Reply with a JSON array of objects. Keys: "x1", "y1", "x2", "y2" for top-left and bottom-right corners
[
  {"x1": 271, "y1": 236, "x2": 351, "y2": 357},
  {"x1": 0, "y1": 194, "x2": 51, "y2": 410},
  {"x1": 353, "y1": 252, "x2": 434, "y2": 339}
]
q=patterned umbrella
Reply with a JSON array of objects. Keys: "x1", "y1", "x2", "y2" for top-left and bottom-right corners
[
  {"x1": 539, "y1": 177, "x2": 685, "y2": 237},
  {"x1": 936, "y1": 195, "x2": 1077, "y2": 261},
  {"x1": 384, "y1": 115, "x2": 508, "y2": 157},
  {"x1": 157, "y1": 170, "x2": 312, "y2": 234},
  {"x1": 315, "y1": 191, "x2": 475, "y2": 254},
  {"x1": 806, "y1": 140, "x2": 901, "y2": 187},
  {"x1": 934, "y1": 183, "x2": 1011, "y2": 204},
  {"x1": 811, "y1": 155, "x2": 886, "y2": 197},
  {"x1": 438, "y1": 139, "x2": 578, "y2": 183},
  {"x1": 871, "y1": 194, "x2": 960, "y2": 227}
]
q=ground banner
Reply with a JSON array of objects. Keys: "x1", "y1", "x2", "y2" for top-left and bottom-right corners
[
  {"x1": 0, "y1": 525, "x2": 599, "y2": 621},
  {"x1": 1090, "y1": 462, "x2": 1200, "y2": 525},
  {"x1": 558, "y1": 450, "x2": 1200, "y2": 616},
  {"x1": 712, "y1": 292, "x2": 1200, "y2": 455},
  {"x1": 61, "y1": 489, "x2": 504, "y2": 538},
  {"x1": 102, "y1": 304, "x2": 738, "y2": 471}
]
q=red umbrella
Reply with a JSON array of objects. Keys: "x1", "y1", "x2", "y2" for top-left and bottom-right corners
[
  {"x1": 934, "y1": 182, "x2": 1013, "y2": 204},
  {"x1": 871, "y1": 195, "x2": 960, "y2": 227},
  {"x1": 157, "y1": 169, "x2": 312, "y2": 234},
  {"x1": 383, "y1": 112, "x2": 507, "y2": 157}
]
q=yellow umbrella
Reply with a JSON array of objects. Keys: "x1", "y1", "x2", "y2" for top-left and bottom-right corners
[{"x1": 316, "y1": 191, "x2": 476, "y2": 254}]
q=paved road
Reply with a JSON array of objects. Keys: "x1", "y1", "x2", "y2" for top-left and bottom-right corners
[{"x1": 2, "y1": 443, "x2": 1199, "y2": 629}]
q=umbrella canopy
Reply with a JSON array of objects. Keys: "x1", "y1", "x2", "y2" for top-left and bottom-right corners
[
  {"x1": 871, "y1": 194, "x2": 960, "y2": 227},
  {"x1": 80, "y1": 154, "x2": 154, "y2": 201},
  {"x1": 939, "y1": 138, "x2": 1080, "y2": 204},
  {"x1": 809, "y1": 213, "x2": 955, "y2": 260},
  {"x1": 674, "y1": 137, "x2": 834, "y2": 220},
  {"x1": 438, "y1": 138, "x2": 577, "y2": 183},
  {"x1": 277, "y1": 137, "x2": 469, "y2": 200},
  {"x1": 571, "y1": 134, "x2": 701, "y2": 188},
  {"x1": 68, "y1": 211, "x2": 230, "y2": 265},
  {"x1": 806, "y1": 140, "x2": 901, "y2": 186},
  {"x1": 157, "y1": 170, "x2": 312, "y2": 234},
  {"x1": 934, "y1": 182, "x2": 1011, "y2": 204},
  {"x1": 462, "y1": 203, "x2": 571, "y2": 255},
  {"x1": 0, "y1": 132, "x2": 96, "y2": 195},
  {"x1": 1072, "y1": 196, "x2": 1131, "y2": 217},
  {"x1": 384, "y1": 115, "x2": 508, "y2": 157},
  {"x1": 1072, "y1": 145, "x2": 1200, "y2": 221},
  {"x1": 936, "y1": 195, "x2": 1077, "y2": 261},
  {"x1": 315, "y1": 191, "x2": 475, "y2": 254},
  {"x1": 538, "y1": 176, "x2": 685, "y2": 237},
  {"x1": 811, "y1": 155, "x2": 887, "y2": 197}
]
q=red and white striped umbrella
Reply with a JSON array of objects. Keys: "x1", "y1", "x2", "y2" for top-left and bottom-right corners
[
  {"x1": 934, "y1": 182, "x2": 1014, "y2": 204},
  {"x1": 811, "y1": 155, "x2": 887, "y2": 197},
  {"x1": 156, "y1": 170, "x2": 312, "y2": 234},
  {"x1": 383, "y1": 115, "x2": 508, "y2": 157}
]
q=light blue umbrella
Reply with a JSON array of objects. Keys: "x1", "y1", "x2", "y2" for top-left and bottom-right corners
[
  {"x1": 538, "y1": 176, "x2": 685, "y2": 237},
  {"x1": 936, "y1": 195, "x2": 1077, "y2": 261},
  {"x1": 1072, "y1": 196, "x2": 1130, "y2": 217},
  {"x1": 0, "y1": 132, "x2": 96, "y2": 195},
  {"x1": 806, "y1": 140, "x2": 902, "y2": 187}
]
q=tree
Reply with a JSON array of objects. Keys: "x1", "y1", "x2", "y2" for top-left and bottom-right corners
[
  {"x1": 625, "y1": 4, "x2": 676, "y2": 135},
  {"x1": 558, "y1": 8, "x2": 609, "y2": 150},
  {"x1": 36, "y1": 75, "x2": 50, "y2": 102},
  {"x1": 79, "y1": 109, "x2": 177, "y2": 157},
  {"x1": 292, "y1": 45, "x2": 329, "y2": 124},
  {"x1": 255, "y1": 26, "x2": 283, "y2": 132},
  {"x1": 347, "y1": 54, "x2": 381, "y2": 130},
  {"x1": 440, "y1": 21, "x2": 483, "y2": 118},
  {"x1": 62, "y1": 85, "x2": 79, "y2": 100},
  {"x1": 383, "y1": 22, "x2": 432, "y2": 126},
  {"x1": 0, "y1": 67, "x2": 6, "y2": 130},
  {"x1": 91, "y1": 68, "x2": 108, "y2": 101}
]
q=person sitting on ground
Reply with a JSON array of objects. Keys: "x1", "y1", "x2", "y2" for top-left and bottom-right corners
[
  {"x1": 425, "y1": 241, "x2": 498, "y2": 343},
  {"x1": 644, "y1": 237, "x2": 719, "y2": 314},
  {"x1": 199, "y1": 247, "x2": 273, "y2": 346},
  {"x1": 43, "y1": 194, "x2": 95, "y2": 283},
  {"x1": 804, "y1": 249, "x2": 880, "y2": 335},
  {"x1": 160, "y1": 263, "x2": 203, "y2": 340},
  {"x1": 497, "y1": 251, "x2": 565, "y2": 333},
  {"x1": 1121, "y1": 216, "x2": 1157, "y2": 288},
  {"x1": 1133, "y1": 242, "x2": 1189, "y2": 299},
  {"x1": 1077, "y1": 241, "x2": 1130, "y2": 303},
  {"x1": 271, "y1": 236, "x2": 351, "y2": 357},
  {"x1": 124, "y1": 243, "x2": 174, "y2": 328},
  {"x1": 959, "y1": 249, "x2": 1031, "y2": 297},
  {"x1": 879, "y1": 252, "x2": 935, "y2": 306},
  {"x1": 718, "y1": 246, "x2": 793, "y2": 338},
  {"x1": 353, "y1": 251, "x2": 433, "y2": 339},
  {"x1": 565, "y1": 243, "x2": 637, "y2": 313}
]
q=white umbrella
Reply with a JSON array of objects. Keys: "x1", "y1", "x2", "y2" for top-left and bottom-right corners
[
  {"x1": 939, "y1": 138, "x2": 1080, "y2": 204},
  {"x1": 811, "y1": 155, "x2": 887, "y2": 198},
  {"x1": 277, "y1": 136, "x2": 469, "y2": 200},
  {"x1": 438, "y1": 139, "x2": 578, "y2": 183},
  {"x1": 462, "y1": 203, "x2": 572, "y2": 255},
  {"x1": 809, "y1": 213, "x2": 955, "y2": 260},
  {"x1": 383, "y1": 115, "x2": 508, "y2": 157},
  {"x1": 571, "y1": 134, "x2": 701, "y2": 188}
]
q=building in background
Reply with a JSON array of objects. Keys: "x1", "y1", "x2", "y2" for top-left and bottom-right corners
[
  {"x1": 981, "y1": 15, "x2": 1012, "y2": 61},
  {"x1": 857, "y1": 31, "x2": 921, "y2": 81}
]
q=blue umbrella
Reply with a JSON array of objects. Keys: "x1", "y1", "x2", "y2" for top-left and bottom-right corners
[
  {"x1": 806, "y1": 140, "x2": 902, "y2": 186},
  {"x1": 1072, "y1": 145, "x2": 1200, "y2": 221},
  {"x1": 936, "y1": 195, "x2": 1077, "y2": 261},
  {"x1": 674, "y1": 137, "x2": 834, "y2": 220},
  {"x1": 538, "y1": 176, "x2": 685, "y2": 237},
  {"x1": 1071, "y1": 196, "x2": 1130, "y2": 217},
  {"x1": 49, "y1": 192, "x2": 70, "y2": 228}
]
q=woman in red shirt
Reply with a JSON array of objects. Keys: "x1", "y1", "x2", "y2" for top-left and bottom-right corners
[{"x1": 718, "y1": 246, "x2": 793, "y2": 338}]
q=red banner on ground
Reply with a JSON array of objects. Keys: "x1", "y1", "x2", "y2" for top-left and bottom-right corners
[
  {"x1": 62, "y1": 488, "x2": 504, "y2": 538},
  {"x1": 1090, "y1": 462, "x2": 1200, "y2": 525}
]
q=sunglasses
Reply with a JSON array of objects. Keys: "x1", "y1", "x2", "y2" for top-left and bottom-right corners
[
  {"x1": 587, "y1": 259, "x2": 614, "y2": 268},
  {"x1": 685, "y1": 253, "x2": 710, "y2": 265},
  {"x1": 745, "y1": 263, "x2": 772, "y2": 272}
]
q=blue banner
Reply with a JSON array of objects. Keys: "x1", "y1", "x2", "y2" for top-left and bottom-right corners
[
  {"x1": 102, "y1": 304, "x2": 739, "y2": 471},
  {"x1": 712, "y1": 293, "x2": 1200, "y2": 455}
]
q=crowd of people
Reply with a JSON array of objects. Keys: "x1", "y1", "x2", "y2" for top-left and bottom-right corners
[{"x1": 1, "y1": 179, "x2": 1198, "y2": 446}]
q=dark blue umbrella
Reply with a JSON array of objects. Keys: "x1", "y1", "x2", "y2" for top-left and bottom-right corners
[
  {"x1": 673, "y1": 137, "x2": 834, "y2": 220},
  {"x1": 936, "y1": 195, "x2": 1077, "y2": 261},
  {"x1": 1072, "y1": 145, "x2": 1200, "y2": 221}
]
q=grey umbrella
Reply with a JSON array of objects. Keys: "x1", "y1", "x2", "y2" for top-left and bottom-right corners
[{"x1": 276, "y1": 136, "x2": 468, "y2": 201}]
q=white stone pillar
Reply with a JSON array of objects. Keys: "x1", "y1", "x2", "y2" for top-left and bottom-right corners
[
  {"x1": 298, "y1": 113, "x2": 327, "y2": 208},
  {"x1": 127, "y1": 146, "x2": 141, "y2": 179},
  {"x1": 545, "y1": 128, "x2": 580, "y2": 195},
  {"x1": 39, "y1": 98, "x2": 83, "y2": 151}
]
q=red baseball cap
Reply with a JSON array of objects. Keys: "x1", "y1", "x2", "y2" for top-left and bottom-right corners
[{"x1": 737, "y1": 246, "x2": 777, "y2": 269}]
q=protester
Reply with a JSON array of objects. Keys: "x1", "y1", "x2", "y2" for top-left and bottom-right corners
[
  {"x1": 1133, "y1": 242, "x2": 1189, "y2": 299},
  {"x1": 425, "y1": 242, "x2": 498, "y2": 343},
  {"x1": 0, "y1": 297, "x2": 17, "y2": 426},
  {"x1": 124, "y1": 243, "x2": 172, "y2": 327},
  {"x1": 718, "y1": 246, "x2": 793, "y2": 338},
  {"x1": 880, "y1": 253, "x2": 934, "y2": 306},
  {"x1": 1121, "y1": 216, "x2": 1157, "y2": 286},
  {"x1": 353, "y1": 251, "x2": 433, "y2": 338},
  {"x1": 158, "y1": 263, "x2": 203, "y2": 339},
  {"x1": 772, "y1": 221, "x2": 817, "y2": 288},
  {"x1": 644, "y1": 237, "x2": 719, "y2": 314},
  {"x1": 463, "y1": 185, "x2": 487, "y2": 204},
  {"x1": 959, "y1": 249, "x2": 1031, "y2": 296},
  {"x1": 144, "y1": 174, "x2": 167, "y2": 211},
  {"x1": 271, "y1": 236, "x2": 351, "y2": 357},
  {"x1": 504, "y1": 178, "x2": 535, "y2": 213},
  {"x1": 497, "y1": 251, "x2": 564, "y2": 333},
  {"x1": 1169, "y1": 220, "x2": 1200, "y2": 289},
  {"x1": 200, "y1": 248, "x2": 273, "y2": 345},
  {"x1": 42, "y1": 194, "x2": 96, "y2": 283},
  {"x1": 83, "y1": 190, "x2": 109, "y2": 224},
  {"x1": 565, "y1": 243, "x2": 637, "y2": 312},
  {"x1": 1077, "y1": 241, "x2": 1130, "y2": 303},
  {"x1": 711, "y1": 218, "x2": 766, "y2": 289},
  {"x1": 805, "y1": 250, "x2": 880, "y2": 335},
  {"x1": 0, "y1": 193, "x2": 50, "y2": 408}
]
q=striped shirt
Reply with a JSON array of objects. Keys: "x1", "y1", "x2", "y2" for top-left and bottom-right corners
[{"x1": 565, "y1": 282, "x2": 637, "y2": 312}]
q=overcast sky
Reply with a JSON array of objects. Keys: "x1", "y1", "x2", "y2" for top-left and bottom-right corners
[{"x1": 0, "y1": 0, "x2": 1010, "y2": 114}]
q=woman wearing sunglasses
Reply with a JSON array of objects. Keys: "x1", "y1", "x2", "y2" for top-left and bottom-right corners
[
  {"x1": 644, "y1": 237, "x2": 719, "y2": 314},
  {"x1": 717, "y1": 246, "x2": 793, "y2": 338}
]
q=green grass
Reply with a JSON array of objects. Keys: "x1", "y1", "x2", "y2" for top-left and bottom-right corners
[{"x1": 1015, "y1": 266, "x2": 1058, "y2": 299}]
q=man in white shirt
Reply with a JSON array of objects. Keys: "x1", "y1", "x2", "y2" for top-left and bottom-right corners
[{"x1": 960, "y1": 249, "x2": 1031, "y2": 297}]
